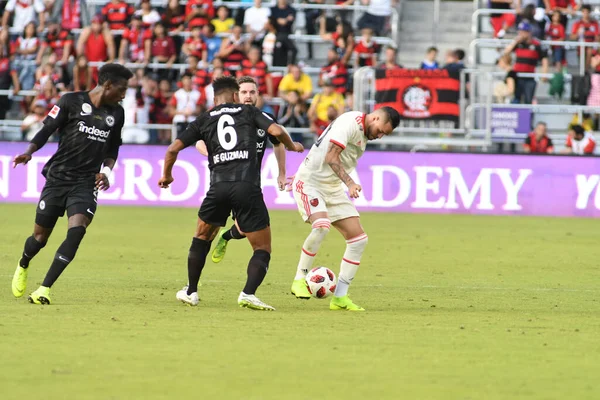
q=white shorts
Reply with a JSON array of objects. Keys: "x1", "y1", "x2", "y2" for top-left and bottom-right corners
[{"x1": 292, "y1": 177, "x2": 359, "y2": 223}]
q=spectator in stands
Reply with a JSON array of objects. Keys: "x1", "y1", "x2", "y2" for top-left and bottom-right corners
[
  {"x1": 570, "y1": 113, "x2": 594, "y2": 132},
  {"x1": 546, "y1": 10, "x2": 566, "y2": 70},
  {"x1": 587, "y1": 51, "x2": 600, "y2": 127},
  {"x1": 547, "y1": 0, "x2": 576, "y2": 28},
  {"x1": 489, "y1": 0, "x2": 516, "y2": 39},
  {"x1": 51, "y1": 0, "x2": 90, "y2": 30},
  {"x1": 0, "y1": 30, "x2": 20, "y2": 121},
  {"x1": 494, "y1": 53, "x2": 516, "y2": 103},
  {"x1": 183, "y1": 25, "x2": 208, "y2": 66},
  {"x1": 564, "y1": 124, "x2": 596, "y2": 155},
  {"x1": 170, "y1": 73, "x2": 205, "y2": 134},
  {"x1": 164, "y1": 0, "x2": 186, "y2": 54},
  {"x1": 262, "y1": 17, "x2": 277, "y2": 67},
  {"x1": 244, "y1": 0, "x2": 271, "y2": 45},
  {"x1": 204, "y1": 66, "x2": 225, "y2": 109},
  {"x1": 503, "y1": 21, "x2": 548, "y2": 104},
  {"x1": 186, "y1": 0, "x2": 215, "y2": 30},
  {"x1": 304, "y1": 0, "x2": 325, "y2": 60},
  {"x1": 121, "y1": 74, "x2": 151, "y2": 144},
  {"x1": 72, "y1": 54, "x2": 92, "y2": 91},
  {"x1": 519, "y1": 4, "x2": 544, "y2": 41},
  {"x1": 35, "y1": 54, "x2": 64, "y2": 91},
  {"x1": 570, "y1": 5, "x2": 599, "y2": 69},
  {"x1": 202, "y1": 23, "x2": 222, "y2": 63},
  {"x1": 77, "y1": 15, "x2": 116, "y2": 78},
  {"x1": 378, "y1": 44, "x2": 402, "y2": 69},
  {"x1": 320, "y1": 47, "x2": 349, "y2": 95},
  {"x1": 320, "y1": 17, "x2": 354, "y2": 65},
  {"x1": 308, "y1": 79, "x2": 345, "y2": 136},
  {"x1": 145, "y1": 22, "x2": 177, "y2": 79},
  {"x1": 420, "y1": 47, "x2": 439, "y2": 70},
  {"x1": 524, "y1": 122, "x2": 553, "y2": 153},
  {"x1": 218, "y1": 25, "x2": 248, "y2": 74},
  {"x1": 13, "y1": 21, "x2": 39, "y2": 91},
  {"x1": 278, "y1": 89, "x2": 308, "y2": 143},
  {"x1": 212, "y1": 6, "x2": 235, "y2": 34},
  {"x1": 279, "y1": 63, "x2": 313, "y2": 102},
  {"x1": 239, "y1": 46, "x2": 272, "y2": 98},
  {"x1": 357, "y1": 0, "x2": 393, "y2": 37},
  {"x1": 444, "y1": 49, "x2": 466, "y2": 73},
  {"x1": 31, "y1": 79, "x2": 60, "y2": 113},
  {"x1": 119, "y1": 14, "x2": 150, "y2": 64},
  {"x1": 102, "y1": 0, "x2": 134, "y2": 31},
  {"x1": 135, "y1": 0, "x2": 161, "y2": 29},
  {"x1": 354, "y1": 27, "x2": 379, "y2": 68},
  {"x1": 2, "y1": 0, "x2": 45, "y2": 35},
  {"x1": 151, "y1": 78, "x2": 174, "y2": 130},
  {"x1": 186, "y1": 54, "x2": 210, "y2": 90},
  {"x1": 21, "y1": 99, "x2": 46, "y2": 140},
  {"x1": 271, "y1": 0, "x2": 297, "y2": 66},
  {"x1": 36, "y1": 19, "x2": 74, "y2": 67}
]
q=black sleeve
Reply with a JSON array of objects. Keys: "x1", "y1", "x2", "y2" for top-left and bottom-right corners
[
  {"x1": 547, "y1": 137, "x2": 554, "y2": 147},
  {"x1": 177, "y1": 115, "x2": 205, "y2": 148},
  {"x1": 107, "y1": 107, "x2": 125, "y2": 160},
  {"x1": 265, "y1": 112, "x2": 280, "y2": 145},
  {"x1": 524, "y1": 135, "x2": 532, "y2": 145},
  {"x1": 31, "y1": 94, "x2": 70, "y2": 149},
  {"x1": 252, "y1": 106, "x2": 276, "y2": 132}
]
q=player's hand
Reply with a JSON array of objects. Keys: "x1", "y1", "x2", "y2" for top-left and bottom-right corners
[
  {"x1": 285, "y1": 175, "x2": 295, "y2": 192},
  {"x1": 95, "y1": 173, "x2": 110, "y2": 191},
  {"x1": 348, "y1": 183, "x2": 362, "y2": 199},
  {"x1": 13, "y1": 154, "x2": 32, "y2": 168},
  {"x1": 158, "y1": 175, "x2": 174, "y2": 189},
  {"x1": 291, "y1": 142, "x2": 304, "y2": 152},
  {"x1": 277, "y1": 174, "x2": 286, "y2": 191}
]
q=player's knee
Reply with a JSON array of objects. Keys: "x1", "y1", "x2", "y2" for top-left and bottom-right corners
[
  {"x1": 311, "y1": 218, "x2": 331, "y2": 239},
  {"x1": 32, "y1": 232, "x2": 50, "y2": 246},
  {"x1": 346, "y1": 233, "x2": 368, "y2": 258},
  {"x1": 251, "y1": 249, "x2": 271, "y2": 271}
]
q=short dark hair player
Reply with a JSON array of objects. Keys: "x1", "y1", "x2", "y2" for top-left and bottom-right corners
[
  {"x1": 11, "y1": 63, "x2": 133, "y2": 305},
  {"x1": 159, "y1": 76, "x2": 303, "y2": 310}
]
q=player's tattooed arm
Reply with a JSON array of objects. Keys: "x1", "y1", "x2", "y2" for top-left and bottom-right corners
[{"x1": 325, "y1": 143, "x2": 362, "y2": 198}]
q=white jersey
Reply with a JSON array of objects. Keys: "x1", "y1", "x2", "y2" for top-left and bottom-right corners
[{"x1": 297, "y1": 111, "x2": 367, "y2": 189}]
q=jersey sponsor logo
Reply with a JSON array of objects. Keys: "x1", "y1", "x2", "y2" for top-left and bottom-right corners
[
  {"x1": 209, "y1": 106, "x2": 242, "y2": 116},
  {"x1": 48, "y1": 105, "x2": 60, "y2": 119},
  {"x1": 39, "y1": 200, "x2": 46, "y2": 210},
  {"x1": 212, "y1": 150, "x2": 249, "y2": 164},
  {"x1": 257, "y1": 128, "x2": 266, "y2": 138},
  {"x1": 257, "y1": 141, "x2": 265, "y2": 151},
  {"x1": 81, "y1": 103, "x2": 93, "y2": 116},
  {"x1": 78, "y1": 121, "x2": 110, "y2": 142},
  {"x1": 106, "y1": 115, "x2": 115, "y2": 127}
]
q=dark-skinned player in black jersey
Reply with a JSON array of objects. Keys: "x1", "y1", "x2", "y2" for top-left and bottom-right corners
[
  {"x1": 195, "y1": 76, "x2": 287, "y2": 264},
  {"x1": 159, "y1": 76, "x2": 303, "y2": 310},
  {"x1": 11, "y1": 64, "x2": 133, "y2": 305}
]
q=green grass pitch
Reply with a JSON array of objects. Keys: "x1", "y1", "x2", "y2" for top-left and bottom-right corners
[{"x1": 1, "y1": 203, "x2": 599, "y2": 399}]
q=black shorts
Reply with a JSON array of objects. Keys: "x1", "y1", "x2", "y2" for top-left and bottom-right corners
[
  {"x1": 199, "y1": 182, "x2": 270, "y2": 233},
  {"x1": 36, "y1": 179, "x2": 98, "y2": 226}
]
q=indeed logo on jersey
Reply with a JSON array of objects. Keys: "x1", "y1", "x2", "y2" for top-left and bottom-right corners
[
  {"x1": 213, "y1": 150, "x2": 249, "y2": 164},
  {"x1": 78, "y1": 121, "x2": 110, "y2": 142}
]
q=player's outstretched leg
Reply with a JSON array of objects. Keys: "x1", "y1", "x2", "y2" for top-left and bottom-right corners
[
  {"x1": 240, "y1": 227, "x2": 275, "y2": 311},
  {"x1": 12, "y1": 224, "x2": 51, "y2": 298},
  {"x1": 29, "y1": 215, "x2": 89, "y2": 305},
  {"x1": 211, "y1": 222, "x2": 245, "y2": 263},
  {"x1": 330, "y1": 217, "x2": 368, "y2": 311},
  {"x1": 291, "y1": 216, "x2": 331, "y2": 299}
]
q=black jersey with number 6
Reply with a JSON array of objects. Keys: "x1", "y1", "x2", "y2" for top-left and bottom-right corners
[{"x1": 178, "y1": 103, "x2": 275, "y2": 186}]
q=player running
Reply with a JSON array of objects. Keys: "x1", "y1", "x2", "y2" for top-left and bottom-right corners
[
  {"x1": 11, "y1": 64, "x2": 132, "y2": 305},
  {"x1": 208, "y1": 76, "x2": 287, "y2": 263},
  {"x1": 159, "y1": 76, "x2": 303, "y2": 311},
  {"x1": 289, "y1": 107, "x2": 400, "y2": 311}
]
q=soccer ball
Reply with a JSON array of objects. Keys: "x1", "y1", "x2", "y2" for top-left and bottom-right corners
[{"x1": 305, "y1": 267, "x2": 337, "y2": 299}]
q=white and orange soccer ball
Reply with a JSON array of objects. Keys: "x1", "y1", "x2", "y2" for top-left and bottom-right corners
[{"x1": 305, "y1": 267, "x2": 337, "y2": 299}]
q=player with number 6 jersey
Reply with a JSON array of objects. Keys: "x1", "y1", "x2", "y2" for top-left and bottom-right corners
[
  {"x1": 159, "y1": 76, "x2": 303, "y2": 311},
  {"x1": 289, "y1": 107, "x2": 400, "y2": 311}
]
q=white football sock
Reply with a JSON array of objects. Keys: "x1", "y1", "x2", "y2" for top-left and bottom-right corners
[
  {"x1": 294, "y1": 218, "x2": 331, "y2": 280},
  {"x1": 334, "y1": 233, "x2": 368, "y2": 297}
]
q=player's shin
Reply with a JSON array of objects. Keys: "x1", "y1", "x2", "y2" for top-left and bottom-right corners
[
  {"x1": 41, "y1": 226, "x2": 86, "y2": 288},
  {"x1": 242, "y1": 250, "x2": 271, "y2": 295},
  {"x1": 294, "y1": 218, "x2": 331, "y2": 279},
  {"x1": 187, "y1": 237, "x2": 211, "y2": 295},
  {"x1": 20, "y1": 235, "x2": 46, "y2": 268},
  {"x1": 334, "y1": 234, "x2": 368, "y2": 297}
]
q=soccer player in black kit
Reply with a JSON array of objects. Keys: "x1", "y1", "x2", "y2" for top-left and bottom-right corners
[
  {"x1": 159, "y1": 76, "x2": 303, "y2": 310},
  {"x1": 11, "y1": 64, "x2": 133, "y2": 305}
]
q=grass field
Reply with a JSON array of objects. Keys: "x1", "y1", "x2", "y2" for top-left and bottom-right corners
[{"x1": 1, "y1": 203, "x2": 599, "y2": 400}]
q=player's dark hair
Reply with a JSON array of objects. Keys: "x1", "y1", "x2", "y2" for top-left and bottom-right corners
[
  {"x1": 427, "y1": 46, "x2": 438, "y2": 53},
  {"x1": 572, "y1": 124, "x2": 585, "y2": 136},
  {"x1": 238, "y1": 76, "x2": 258, "y2": 86},
  {"x1": 455, "y1": 49, "x2": 465, "y2": 61},
  {"x1": 380, "y1": 106, "x2": 400, "y2": 130},
  {"x1": 98, "y1": 63, "x2": 134, "y2": 86},
  {"x1": 213, "y1": 76, "x2": 240, "y2": 97},
  {"x1": 582, "y1": 4, "x2": 592, "y2": 12}
]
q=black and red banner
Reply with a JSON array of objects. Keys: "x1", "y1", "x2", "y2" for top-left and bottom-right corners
[{"x1": 374, "y1": 68, "x2": 460, "y2": 122}]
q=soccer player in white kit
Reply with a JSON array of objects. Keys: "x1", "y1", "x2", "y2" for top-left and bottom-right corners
[{"x1": 290, "y1": 107, "x2": 400, "y2": 311}]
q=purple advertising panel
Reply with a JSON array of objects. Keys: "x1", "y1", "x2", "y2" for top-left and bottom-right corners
[
  {"x1": 491, "y1": 107, "x2": 532, "y2": 137},
  {"x1": 3, "y1": 142, "x2": 600, "y2": 217}
]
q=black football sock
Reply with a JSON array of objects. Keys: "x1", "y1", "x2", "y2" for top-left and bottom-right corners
[
  {"x1": 42, "y1": 226, "x2": 86, "y2": 288},
  {"x1": 20, "y1": 236, "x2": 46, "y2": 268},
  {"x1": 187, "y1": 237, "x2": 211, "y2": 295},
  {"x1": 222, "y1": 224, "x2": 244, "y2": 241},
  {"x1": 242, "y1": 250, "x2": 271, "y2": 295}
]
